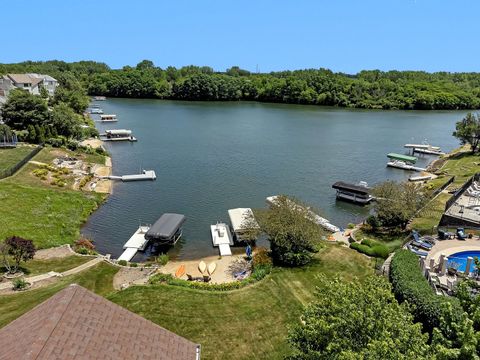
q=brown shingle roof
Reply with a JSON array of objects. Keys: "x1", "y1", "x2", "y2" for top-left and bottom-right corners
[
  {"x1": 0, "y1": 284, "x2": 200, "y2": 360},
  {"x1": 6, "y1": 74, "x2": 43, "y2": 87}
]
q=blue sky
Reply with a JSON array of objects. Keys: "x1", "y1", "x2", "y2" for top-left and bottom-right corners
[{"x1": 3, "y1": 0, "x2": 478, "y2": 73}]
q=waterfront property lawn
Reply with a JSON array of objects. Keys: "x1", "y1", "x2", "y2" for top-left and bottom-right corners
[
  {"x1": 410, "y1": 192, "x2": 452, "y2": 234},
  {"x1": 109, "y1": 245, "x2": 374, "y2": 360},
  {"x1": 0, "y1": 245, "x2": 372, "y2": 359},
  {"x1": 3, "y1": 255, "x2": 95, "y2": 276},
  {"x1": 0, "y1": 182, "x2": 103, "y2": 248},
  {"x1": 354, "y1": 228, "x2": 406, "y2": 252},
  {"x1": 0, "y1": 262, "x2": 118, "y2": 328},
  {"x1": 0, "y1": 146, "x2": 35, "y2": 171}
]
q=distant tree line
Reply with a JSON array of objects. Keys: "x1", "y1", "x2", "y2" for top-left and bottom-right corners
[{"x1": 1, "y1": 60, "x2": 480, "y2": 110}]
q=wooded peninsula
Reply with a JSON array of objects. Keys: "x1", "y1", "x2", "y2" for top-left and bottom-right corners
[{"x1": 1, "y1": 60, "x2": 480, "y2": 110}]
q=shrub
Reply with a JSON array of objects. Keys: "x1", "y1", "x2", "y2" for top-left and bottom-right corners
[
  {"x1": 76, "y1": 247, "x2": 89, "y2": 255},
  {"x1": 32, "y1": 168, "x2": 48, "y2": 179},
  {"x1": 130, "y1": 262, "x2": 138, "y2": 267},
  {"x1": 78, "y1": 174, "x2": 93, "y2": 190},
  {"x1": 347, "y1": 223, "x2": 356, "y2": 229},
  {"x1": 350, "y1": 240, "x2": 389, "y2": 259},
  {"x1": 366, "y1": 215, "x2": 381, "y2": 229},
  {"x1": 389, "y1": 250, "x2": 462, "y2": 333},
  {"x1": 156, "y1": 254, "x2": 169, "y2": 266},
  {"x1": 12, "y1": 278, "x2": 28, "y2": 290},
  {"x1": 252, "y1": 247, "x2": 272, "y2": 268},
  {"x1": 74, "y1": 238, "x2": 95, "y2": 251},
  {"x1": 118, "y1": 260, "x2": 127, "y2": 266}
]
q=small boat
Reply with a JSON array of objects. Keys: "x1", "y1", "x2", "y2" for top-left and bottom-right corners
[
  {"x1": 175, "y1": 264, "x2": 186, "y2": 278},
  {"x1": 100, "y1": 114, "x2": 118, "y2": 122},
  {"x1": 90, "y1": 108, "x2": 104, "y2": 114},
  {"x1": 207, "y1": 262, "x2": 217, "y2": 275},
  {"x1": 404, "y1": 141, "x2": 444, "y2": 156},
  {"x1": 332, "y1": 181, "x2": 374, "y2": 205},
  {"x1": 387, "y1": 160, "x2": 426, "y2": 172},
  {"x1": 93, "y1": 96, "x2": 107, "y2": 101},
  {"x1": 198, "y1": 261, "x2": 207, "y2": 274}
]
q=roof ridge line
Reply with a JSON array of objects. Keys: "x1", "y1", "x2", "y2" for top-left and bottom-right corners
[{"x1": 34, "y1": 285, "x2": 79, "y2": 360}]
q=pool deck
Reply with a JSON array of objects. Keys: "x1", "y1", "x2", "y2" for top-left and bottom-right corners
[{"x1": 426, "y1": 237, "x2": 480, "y2": 263}]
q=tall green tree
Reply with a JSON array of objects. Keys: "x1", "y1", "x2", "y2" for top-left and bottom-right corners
[
  {"x1": 453, "y1": 113, "x2": 480, "y2": 153},
  {"x1": 288, "y1": 276, "x2": 432, "y2": 359},
  {"x1": 50, "y1": 103, "x2": 83, "y2": 139},
  {"x1": 373, "y1": 180, "x2": 428, "y2": 229},
  {"x1": 1, "y1": 89, "x2": 49, "y2": 130},
  {"x1": 259, "y1": 195, "x2": 324, "y2": 266}
]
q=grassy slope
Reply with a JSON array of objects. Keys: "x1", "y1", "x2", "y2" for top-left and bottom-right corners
[
  {"x1": 0, "y1": 146, "x2": 35, "y2": 171},
  {"x1": 109, "y1": 245, "x2": 374, "y2": 360},
  {"x1": 0, "y1": 262, "x2": 118, "y2": 328},
  {"x1": 17, "y1": 255, "x2": 94, "y2": 276},
  {"x1": 0, "y1": 147, "x2": 104, "y2": 248}
]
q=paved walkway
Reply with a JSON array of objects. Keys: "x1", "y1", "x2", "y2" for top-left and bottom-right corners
[{"x1": 0, "y1": 257, "x2": 103, "y2": 291}]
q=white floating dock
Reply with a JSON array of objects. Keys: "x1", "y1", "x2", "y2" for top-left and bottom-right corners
[
  {"x1": 118, "y1": 225, "x2": 150, "y2": 262},
  {"x1": 210, "y1": 223, "x2": 233, "y2": 256},
  {"x1": 387, "y1": 161, "x2": 426, "y2": 172},
  {"x1": 266, "y1": 195, "x2": 340, "y2": 233},
  {"x1": 103, "y1": 170, "x2": 156, "y2": 182}
]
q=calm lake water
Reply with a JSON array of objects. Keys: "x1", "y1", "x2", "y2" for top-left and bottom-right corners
[{"x1": 82, "y1": 99, "x2": 466, "y2": 260}]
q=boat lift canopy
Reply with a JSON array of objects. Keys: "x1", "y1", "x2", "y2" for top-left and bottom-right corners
[
  {"x1": 105, "y1": 129, "x2": 132, "y2": 136},
  {"x1": 145, "y1": 213, "x2": 186, "y2": 241},
  {"x1": 387, "y1": 153, "x2": 417, "y2": 163},
  {"x1": 332, "y1": 181, "x2": 371, "y2": 196},
  {"x1": 227, "y1": 208, "x2": 259, "y2": 234}
]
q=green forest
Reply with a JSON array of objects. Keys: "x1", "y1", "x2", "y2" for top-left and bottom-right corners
[{"x1": 1, "y1": 60, "x2": 480, "y2": 110}]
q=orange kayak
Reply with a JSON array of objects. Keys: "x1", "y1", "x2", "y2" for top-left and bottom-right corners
[{"x1": 175, "y1": 264, "x2": 186, "y2": 278}]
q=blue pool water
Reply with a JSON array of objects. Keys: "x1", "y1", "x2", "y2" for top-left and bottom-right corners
[{"x1": 447, "y1": 251, "x2": 480, "y2": 273}]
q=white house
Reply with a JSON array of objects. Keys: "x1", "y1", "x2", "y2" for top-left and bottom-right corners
[{"x1": 0, "y1": 73, "x2": 58, "y2": 97}]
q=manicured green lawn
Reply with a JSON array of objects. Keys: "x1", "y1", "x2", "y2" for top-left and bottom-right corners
[
  {"x1": 108, "y1": 245, "x2": 374, "y2": 360},
  {"x1": 0, "y1": 262, "x2": 118, "y2": 328},
  {"x1": 0, "y1": 181, "x2": 103, "y2": 248},
  {"x1": 410, "y1": 192, "x2": 452, "y2": 234},
  {"x1": 354, "y1": 228, "x2": 406, "y2": 252},
  {"x1": 11, "y1": 255, "x2": 95, "y2": 276},
  {"x1": 0, "y1": 146, "x2": 36, "y2": 171}
]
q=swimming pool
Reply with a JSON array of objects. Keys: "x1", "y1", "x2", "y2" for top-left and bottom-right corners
[{"x1": 447, "y1": 250, "x2": 480, "y2": 273}]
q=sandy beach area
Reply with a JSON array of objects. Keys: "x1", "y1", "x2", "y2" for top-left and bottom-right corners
[{"x1": 160, "y1": 254, "x2": 249, "y2": 284}]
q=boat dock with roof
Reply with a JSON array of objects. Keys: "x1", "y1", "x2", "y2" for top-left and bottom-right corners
[
  {"x1": 101, "y1": 129, "x2": 137, "y2": 142},
  {"x1": 228, "y1": 208, "x2": 260, "y2": 241},
  {"x1": 332, "y1": 181, "x2": 374, "y2": 205},
  {"x1": 386, "y1": 153, "x2": 426, "y2": 172},
  {"x1": 145, "y1": 213, "x2": 186, "y2": 245},
  {"x1": 404, "y1": 142, "x2": 444, "y2": 156},
  {"x1": 266, "y1": 195, "x2": 340, "y2": 232}
]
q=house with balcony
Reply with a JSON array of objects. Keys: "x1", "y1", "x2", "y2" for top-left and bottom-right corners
[{"x1": 0, "y1": 73, "x2": 58, "y2": 98}]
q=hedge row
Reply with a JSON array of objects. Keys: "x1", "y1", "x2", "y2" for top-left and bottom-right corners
[
  {"x1": 350, "y1": 239, "x2": 389, "y2": 259},
  {"x1": 389, "y1": 250, "x2": 462, "y2": 333}
]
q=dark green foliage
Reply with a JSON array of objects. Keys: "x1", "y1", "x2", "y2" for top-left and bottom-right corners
[
  {"x1": 288, "y1": 275, "x2": 432, "y2": 359},
  {"x1": 390, "y1": 250, "x2": 462, "y2": 333},
  {"x1": 117, "y1": 260, "x2": 127, "y2": 266},
  {"x1": 350, "y1": 239, "x2": 389, "y2": 259},
  {"x1": 12, "y1": 278, "x2": 29, "y2": 290},
  {"x1": 1, "y1": 90, "x2": 49, "y2": 130},
  {"x1": 259, "y1": 195, "x2": 324, "y2": 267},
  {"x1": 3, "y1": 60, "x2": 480, "y2": 109},
  {"x1": 453, "y1": 112, "x2": 480, "y2": 153}
]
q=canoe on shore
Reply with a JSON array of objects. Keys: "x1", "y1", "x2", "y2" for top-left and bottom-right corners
[
  {"x1": 175, "y1": 264, "x2": 186, "y2": 278},
  {"x1": 207, "y1": 262, "x2": 217, "y2": 275},
  {"x1": 198, "y1": 261, "x2": 207, "y2": 274}
]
